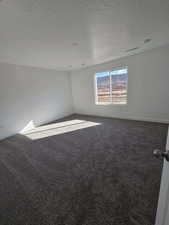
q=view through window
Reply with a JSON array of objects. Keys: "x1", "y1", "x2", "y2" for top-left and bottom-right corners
[{"x1": 95, "y1": 68, "x2": 128, "y2": 104}]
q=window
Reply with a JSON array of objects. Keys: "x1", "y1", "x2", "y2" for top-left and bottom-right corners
[{"x1": 95, "y1": 68, "x2": 128, "y2": 105}]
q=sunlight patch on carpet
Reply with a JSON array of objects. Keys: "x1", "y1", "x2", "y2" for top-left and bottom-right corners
[{"x1": 21, "y1": 119, "x2": 101, "y2": 140}]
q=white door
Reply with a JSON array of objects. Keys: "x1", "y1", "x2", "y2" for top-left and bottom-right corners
[{"x1": 155, "y1": 127, "x2": 169, "y2": 225}]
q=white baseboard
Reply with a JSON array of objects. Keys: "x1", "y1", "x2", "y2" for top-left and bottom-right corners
[{"x1": 74, "y1": 112, "x2": 169, "y2": 124}]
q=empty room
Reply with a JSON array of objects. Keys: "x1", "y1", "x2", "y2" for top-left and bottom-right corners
[{"x1": 0, "y1": 0, "x2": 169, "y2": 225}]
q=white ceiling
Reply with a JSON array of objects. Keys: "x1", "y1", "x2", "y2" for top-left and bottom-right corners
[{"x1": 0, "y1": 0, "x2": 169, "y2": 71}]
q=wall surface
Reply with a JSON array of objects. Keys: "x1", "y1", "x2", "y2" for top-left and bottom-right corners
[
  {"x1": 1, "y1": 45, "x2": 169, "y2": 140},
  {"x1": 0, "y1": 63, "x2": 73, "y2": 140},
  {"x1": 71, "y1": 45, "x2": 169, "y2": 123}
]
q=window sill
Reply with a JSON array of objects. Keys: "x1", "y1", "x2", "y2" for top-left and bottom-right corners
[{"x1": 95, "y1": 102, "x2": 127, "y2": 106}]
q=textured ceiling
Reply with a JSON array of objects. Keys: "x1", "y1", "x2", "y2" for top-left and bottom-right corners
[{"x1": 0, "y1": 0, "x2": 169, "y2": 70}]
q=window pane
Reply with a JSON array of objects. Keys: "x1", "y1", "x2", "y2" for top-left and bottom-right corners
[
  {"x1": 96, "y1": 72, "x2": 111, "y2": 104},
  {"x1": 110, "y1": 69, "x2": 128, "y2": 104}
]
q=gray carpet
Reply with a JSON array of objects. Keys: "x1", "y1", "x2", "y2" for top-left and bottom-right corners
[{"x1": 0, "y1": 114, "x2": 168, "y2": 225}]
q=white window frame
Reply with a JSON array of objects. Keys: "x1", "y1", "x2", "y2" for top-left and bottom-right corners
[{"x1": 94, "y1": 67, "x2": 128, "y2": 105}]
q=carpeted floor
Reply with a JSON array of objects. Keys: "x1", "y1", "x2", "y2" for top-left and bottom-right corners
[{"x1": 0, "y1": 114, "x2": 168, "y2": 225}]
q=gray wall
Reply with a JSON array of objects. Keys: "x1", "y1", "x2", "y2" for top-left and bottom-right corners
[
  {"x1": 0, "y1": 63, "x2": 73, "y2": 140},
  {"x1": 71, "y1": 45, "x2": 169, "y2": 123}
]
